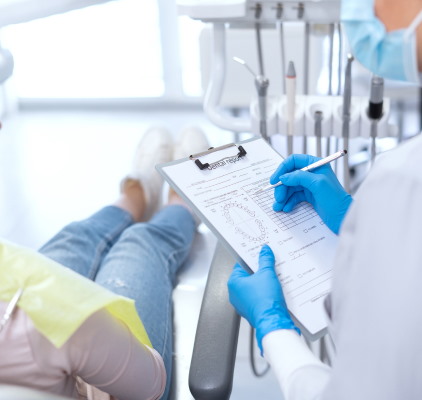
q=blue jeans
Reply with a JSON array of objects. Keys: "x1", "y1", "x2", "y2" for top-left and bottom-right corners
[{"x1": 39, "y1": 205, "x2": 196, "y2": 400}]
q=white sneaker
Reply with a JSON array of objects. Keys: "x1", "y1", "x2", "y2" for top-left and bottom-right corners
[
  {"x1": 131, "y1": 126, "x2": 173, "y2": 220},
  {"x1": 173, "y1": 126, "x2": 210, "y2": 160}
]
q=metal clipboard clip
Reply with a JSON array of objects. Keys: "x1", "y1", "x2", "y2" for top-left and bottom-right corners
[
  {"x1": 0, "y1": 288, "x2": 24, "y2": 333},
  {"x1": 189, "y1": 143, "x2": 247, "y2": 170}
]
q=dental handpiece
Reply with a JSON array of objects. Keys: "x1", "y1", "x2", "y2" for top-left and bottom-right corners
[
  {"x1": 256, "y1": 75, "x2": 270, "y2": 142},
  {"x1": 368, "y1": 76, "x2": 384, "y2": 164},
  {"x1": 342, "y1": 54, "x2": 354, "y2": 192},
  {"x1": 286, "y1": 61, "x2": 296, "y2": 155},
  {"x1": 314, "y1": 111, "x2": 323, "y2": 157},
  {"x1": 369, "y1": 75, "x2": 384, "y2": 120}
]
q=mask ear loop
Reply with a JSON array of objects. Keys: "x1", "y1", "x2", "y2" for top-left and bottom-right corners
[
  {"x1": 402, "y1": 10, "x2": 422, "y2": 83},
  {"x1": 404, "y1": 10, "x2": 422, "y2": 38}
]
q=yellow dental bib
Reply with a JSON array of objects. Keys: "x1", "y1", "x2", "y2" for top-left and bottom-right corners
[{"x1": 0, "y1": 240, "x2": 151, "y2": 348}]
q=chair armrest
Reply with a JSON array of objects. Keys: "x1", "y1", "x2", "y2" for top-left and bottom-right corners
[{"x1": 189, "y1": 243, "x2": 240, "y2": 400}]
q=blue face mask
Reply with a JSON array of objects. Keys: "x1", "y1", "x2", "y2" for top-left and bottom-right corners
[{"x1": 341, "y1": 0, "x2": 422, "y2": 84}]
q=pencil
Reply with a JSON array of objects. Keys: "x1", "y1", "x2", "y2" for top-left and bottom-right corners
[{"x1": 254, "y1": 150, "x2": 347, "y2": 194}]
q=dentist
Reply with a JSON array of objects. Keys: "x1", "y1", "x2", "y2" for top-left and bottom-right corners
[{"x1": 228, "y1": 0, "x2": 422, "y2": 399}]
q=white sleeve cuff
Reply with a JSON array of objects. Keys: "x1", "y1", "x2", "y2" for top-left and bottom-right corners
[{"x1": 262, "y1": 330, "x2": 331, "y2": 400}]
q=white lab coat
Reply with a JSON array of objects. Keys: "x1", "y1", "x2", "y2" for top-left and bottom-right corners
[{"x1": 264, "y1": 133, "x2": 422, "y2": 399}]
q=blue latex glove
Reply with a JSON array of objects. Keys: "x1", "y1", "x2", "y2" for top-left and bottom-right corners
[
  {"x1": 227, "y1": 245, "x2": 299, "y2": 354},
  {"x1": 270, "y1": 154, "x2": 353, "y2": 234}
]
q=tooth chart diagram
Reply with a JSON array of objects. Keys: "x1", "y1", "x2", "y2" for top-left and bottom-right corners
[{"x1": 222, "y1": 201, "x2": 268, "y2": 243}]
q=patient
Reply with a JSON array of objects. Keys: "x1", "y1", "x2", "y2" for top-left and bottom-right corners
[{"x1": 0, "y1": 126, "x2": 209, "y2": 400}]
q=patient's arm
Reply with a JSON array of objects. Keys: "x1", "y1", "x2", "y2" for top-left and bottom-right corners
[{"x1": 29, "y1": 309, "x2": 166, "y2": 400}]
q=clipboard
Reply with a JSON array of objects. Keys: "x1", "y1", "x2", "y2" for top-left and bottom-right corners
[{"x1": 157, "y1": 137, "x2": 337, "y2": 341}]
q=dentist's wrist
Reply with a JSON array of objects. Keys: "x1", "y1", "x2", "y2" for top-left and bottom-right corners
[{"x1": 255, "y1": 304, "x2": 300, "y2": 355}]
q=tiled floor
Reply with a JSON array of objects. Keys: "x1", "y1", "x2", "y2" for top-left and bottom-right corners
[{"x1": 0, "y1": 108, "x2": 283, "y2": 399}]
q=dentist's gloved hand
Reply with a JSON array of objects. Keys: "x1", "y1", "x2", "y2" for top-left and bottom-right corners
[
  {"x1": 270, "y1": 154, "x2": 353, "y2": 234},
  {"x1": 228, "y1": 245, "x2": 299, "y2": 354}
]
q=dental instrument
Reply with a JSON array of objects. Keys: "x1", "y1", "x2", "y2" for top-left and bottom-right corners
[
  {"x1": 314, "y1": 110, "x2": 323, "y2": 157},
  {"x1": 368, "y1": 75, "x2": 384, "y2": 165},
  {"x1": 286, "y1": 61, "x2": 296, "y2": 154},
  {"x1": 233, "y1": 56, "x2": 270, "y2": 141},
  {"x1": 342, "y1": 54, "x2": 353, "y2": 192}
]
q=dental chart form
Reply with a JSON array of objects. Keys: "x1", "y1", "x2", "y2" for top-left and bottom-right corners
[{"x1": 158, "y1": 138, "x2": 338, "y2": 337}]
